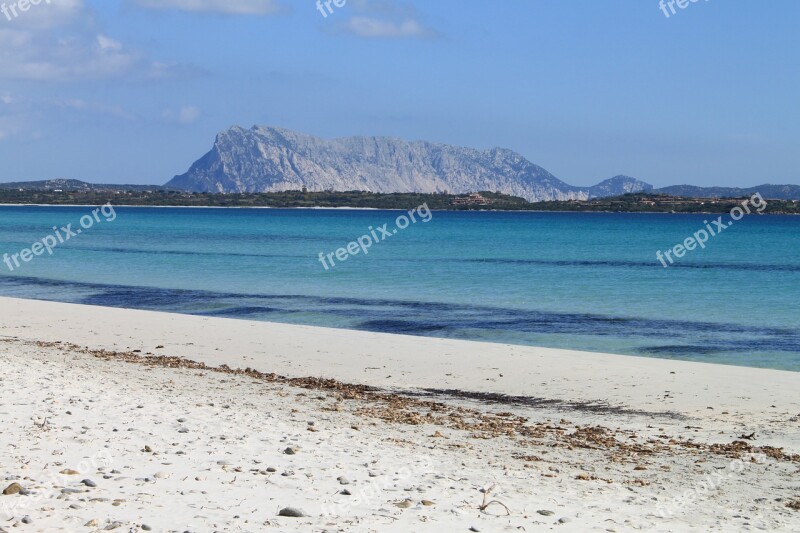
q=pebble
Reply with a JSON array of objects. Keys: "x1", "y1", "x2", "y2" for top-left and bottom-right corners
[
  {"x1": 537, "y1": 510, "x2": 555, "y2": 516},
  {"x1": 337, "y1": 476, "x2": 350, "y2": 485},
  {"x1": 141, "y1": 525, "x2": 152, "y2": 531},
  {"x1": 2, "y1": 482, "x2": 22, "y2": 495},
  {"x1": 284, "y1": 447, "x2": 298, "y2": 455},
  {"x1": 21, "y1": 516, "x2": 32, "y2": 524},
  {"x1": 81, "y1": 479, "x2": 97, "y2": 488},
  {"x1": 278, "y1": 507, "x2": 308, "y2": 517},
  {"x1": 559, "y1": 517, "x2": 572, "y2": 524}
]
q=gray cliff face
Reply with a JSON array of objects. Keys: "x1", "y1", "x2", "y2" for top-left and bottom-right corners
[{"x1": 167, "y1": 126, "x2": 651, "y2": 201}]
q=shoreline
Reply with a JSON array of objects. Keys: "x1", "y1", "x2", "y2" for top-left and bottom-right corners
[
  {"x1": 2, "y1": 296, "x2": 799, "y2": 433},
  {"x1": 2, "y1": 297, "x2": 799, "y2": 531},
  {"x1": 1, "y1": 203, "x2": 797, "y2": 215}
]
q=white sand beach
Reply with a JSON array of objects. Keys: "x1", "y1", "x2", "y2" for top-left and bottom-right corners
[{"x1": 1, "y1": 296, "x2": 799, "y2": 532}]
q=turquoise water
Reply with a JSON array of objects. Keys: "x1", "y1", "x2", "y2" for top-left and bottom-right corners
[{"x1": 1, "y1": 206, "x2": 798, "y2": 370}]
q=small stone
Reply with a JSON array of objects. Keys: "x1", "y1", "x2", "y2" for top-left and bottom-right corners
[
  {"x1": 266, "y1": 467, "x2": 277, "y2": 473},
  {"x1": 143, "y1": 446, "x2": 153, "y2": 453},
  {"x1": 154, "y1": 472, "x2": 170, "y2": 479},
  {"x1": 21, "y1": 516, "x2": 32, "y2": 524},
  {"x1": 469, "y1": 527, "x2": 480, "y2": 532},
  {"x1": 421, "y1": 500, "x2": 435, "y2": 506},
  {"x1": 558, "y1": 517, "x2": 572, "y2": 524},
  {"x1": 141, "y1": 526, "x2": 152, "y2": 531},
  {"x1": 278, "y1": 507, "x2": 307, "y2": 517},
  {"x1": 337, "y1": 476, "x2": 350, "y2": 485},
  {"x1": 340, "y1": 489, "x2": 351, "y2": 495},
  {"x1": 60, "y1": 469, "x2": 80, "y2": 475},
  {"x1": 81, "y1": 479, "x2": 97, "y2": 488},
  {"x1": 84, "y1": 519, "x2": 99, "y2": 527},
  {"x1": 395, "y1": 499, "x2": 413, "y2": 508},
  {"x1": 284, "y1": 447, "x2": 298, "y2": 455},
  {"x1": 177, "y1": 418, "x2": 187, "y2": 423},
  {"x1": 537, "y1": 510, "x2": 555, "y2": 516},
  {"x1": 2, "y1": 483, "x2": 22, "y2": 495}
]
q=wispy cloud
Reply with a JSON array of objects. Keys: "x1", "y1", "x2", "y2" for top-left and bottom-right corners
[
  {"x1": 57, "y1": 99, "x2": 136, "y2": 121},
  {"x1": 339, "y1": 16, "x2": 435, "y2": 39},
  {"x1": 0, "y1": 1, "x2": 193, "y2": 82},
  {"x1": 162, "y1": 106, "x2": 201, "y2": 125},
  {"x1": 331, "y1": 0, "x2": 440, "y2": 40},
  {"x1": 132, "y1": 0, "x2": 289, "y2": 15}
]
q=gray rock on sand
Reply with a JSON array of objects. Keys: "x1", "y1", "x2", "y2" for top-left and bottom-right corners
[
  {"x1": 337, "y1": 476, "x2": 350, "y2": 485},
  {"x1": 278, "y1": 507, "x2": 308, "y2": 517},
  {"x1": 81, "y1": 479, "x2": 97, "y2": 487},
  {"x1": 284, "y1": 447, "x2": 298, "y2": 455},
  {"x1": 537, "y1": 510, "x2": 555, "y2": 516}
]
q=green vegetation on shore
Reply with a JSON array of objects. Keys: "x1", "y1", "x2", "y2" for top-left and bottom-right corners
[{"x1": 0, "y1": 188, "x2": 798, "y2": 214}]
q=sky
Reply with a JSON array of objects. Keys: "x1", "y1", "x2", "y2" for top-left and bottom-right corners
[{"x1": 0, "y1": 0, "x2": 798, "y2": 188}]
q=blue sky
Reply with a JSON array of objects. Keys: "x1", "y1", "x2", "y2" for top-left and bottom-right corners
[{"x1": 0, "y1": 0, "x2": 798, "y2": 188}]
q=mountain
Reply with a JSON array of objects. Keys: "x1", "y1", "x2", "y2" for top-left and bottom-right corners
[
  {"x1": 588, "y1": 175, "x2": 653, "y2": 198},
  {"x1": 653, "y1": 184, "x2": 800, "y2": 200},
  {"x1": 0, "y1": 179, "x2": 166, "y2": 192},
  {"x1": 166, "y1": 126, "x2": 651, "y2": 202}
]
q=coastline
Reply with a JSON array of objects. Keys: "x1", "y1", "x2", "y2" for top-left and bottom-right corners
[
  {"x1": 2, "y1": 297, "x2": 799, "y2": 531},
  {"x1": 1, "y1": 203, "x2": 797, "y2": 215}
]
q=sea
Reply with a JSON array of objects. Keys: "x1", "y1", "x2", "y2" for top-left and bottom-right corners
[{"x1": 1, "y1": 205, "x2": 798, "y2": 371}]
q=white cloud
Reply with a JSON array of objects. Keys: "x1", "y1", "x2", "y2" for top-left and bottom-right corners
[
  {"x1": 332, "y1": 0, "x2": 439, "y2": 40},
  {"x1": 0, "y1": 1, "x2": 191, "y2": 82},
  {"x1": 163, "y1": 106, "x2": 201, "y2": 125},
  {"x1": 97, "y1": 34, "x2": 123, "y2": 52},
  {"x1": 132, "y1": 0, "x2": 288, "y2": 15},
  {"x1": 340, "y1": 16, "x2": 433, "y2": 39}
]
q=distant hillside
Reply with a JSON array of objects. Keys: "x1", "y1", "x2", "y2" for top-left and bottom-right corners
[
  {"x1": 0, "y1": 179, "x2": 166, "y2": 192},
  {"x1": 654, "y1": 184, "x2": 800, "y2": 200},
  {"x1": 166, "y1": 125, "x2": 652, "y2": 202}
]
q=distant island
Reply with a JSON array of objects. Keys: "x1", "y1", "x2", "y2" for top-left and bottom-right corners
[{"x1": 0, "y1": 186, "x2": 797, "y2": 214}]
